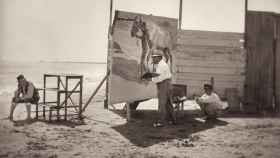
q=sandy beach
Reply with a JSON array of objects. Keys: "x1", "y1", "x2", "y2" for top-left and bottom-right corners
[{"x1": 0, "y1": 62, "x2": 280, "y2": 158}]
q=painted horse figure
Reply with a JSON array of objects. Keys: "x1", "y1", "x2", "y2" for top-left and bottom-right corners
[{"x1": 130, "y1": 15, "x2": 173, "y2": 78}]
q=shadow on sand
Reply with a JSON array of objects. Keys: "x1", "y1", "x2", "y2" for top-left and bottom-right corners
[
  {"x1": 6, "y1": 117, "x2": 87, "y2": 128},
  {"x1": 111, "y1": 110, "x2": 228, "y2": 147},
  {"x1": 219, "y1": 112, "x2": 280, "y2": 118}
]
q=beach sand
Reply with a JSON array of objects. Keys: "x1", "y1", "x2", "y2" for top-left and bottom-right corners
[{"x1": 0, "y1": 62, "x2": 280, "y2": 158}]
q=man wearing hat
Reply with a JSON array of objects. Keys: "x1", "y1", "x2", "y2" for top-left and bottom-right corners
[
  {"x1": 150, "y1": 50, "x2": 175, "y2": 127},
  {"x1": 9, "y1": 74, "x2": 39, "y2": 121},
  {"x1": 196, "y1": 84, "x2": 227, "y2": 120}
]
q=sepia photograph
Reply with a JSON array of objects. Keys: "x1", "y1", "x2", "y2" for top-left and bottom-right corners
[{"x1": 0, "y1": 0, "x2": 280, "y2": 157}]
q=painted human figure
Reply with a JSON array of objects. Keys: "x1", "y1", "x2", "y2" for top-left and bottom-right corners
[{"x1": 130, "y1": 16, "x2": 153, "y2": 78}]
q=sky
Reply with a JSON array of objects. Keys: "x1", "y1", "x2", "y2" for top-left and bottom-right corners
[{"x1": 0, "y1": 0, "x2": 280, "y2": 62}]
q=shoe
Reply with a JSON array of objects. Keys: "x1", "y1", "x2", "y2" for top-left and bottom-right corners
[
  {"x1": 153, "y1": 122, "x2": 164, "y2": 128},
  {"x1": 168, "y1": 121, "x2": 177, "y2": 125},
  {"x1": 201, "y1": 116, "x2": 208, "y2": 120},
  {"x1": 224, "y1": 106, "x2": 230, "y2": 111}
]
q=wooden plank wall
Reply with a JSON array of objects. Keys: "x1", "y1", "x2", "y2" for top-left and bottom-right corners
[
  {"x1": 245, "y1": 11, "x2": 275, "y2": 109},
  {"x1": 174, "y1": 30, "x2": 245, "y2": 98},
  {"x1": 275, "y1": 15, "x2": 280, "y2": 111}
]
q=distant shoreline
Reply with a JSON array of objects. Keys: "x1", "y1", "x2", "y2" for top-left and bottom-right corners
[
  {"x1": 40, "y1": 60, "x2": 106, "y2": 65},
  {"x1": 0, "y1": 60, "x2": 106, "y2": 65}
]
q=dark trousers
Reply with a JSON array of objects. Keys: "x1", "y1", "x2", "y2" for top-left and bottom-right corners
[
  {"x1": 156, "y1": 79, "x2": 175, "y2": 123},
  {"x1": 12, "y1": 97, "x2": 36, "y2": 104}
]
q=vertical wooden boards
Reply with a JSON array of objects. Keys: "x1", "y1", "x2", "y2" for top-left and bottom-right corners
[
  {"x1": 275, "y1": 15, "x2": 280, "y2": 111},
  {"x1": 245, "y1": 11, "x2": 275, "y2": 110}
]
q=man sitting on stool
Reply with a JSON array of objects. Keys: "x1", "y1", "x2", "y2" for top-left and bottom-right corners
[
  {"x1": 196, "y1": 84, "x2": 227, "y2": 120},
  {"x1": 10, "y1": 74, "x2": 39, "y2": 121}
]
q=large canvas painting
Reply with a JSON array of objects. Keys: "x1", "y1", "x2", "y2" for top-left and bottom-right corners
[{"x1": 109, "y1": 10, "x2": 178, "y2": 104}]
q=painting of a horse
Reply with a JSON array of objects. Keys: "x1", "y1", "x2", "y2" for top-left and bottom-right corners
[
  {"x1": 130, "y1": 15, "x2": 173, "y2": 77},
  {"x1": 109, "y1": 11, "x2": 177, "y2": 104}
]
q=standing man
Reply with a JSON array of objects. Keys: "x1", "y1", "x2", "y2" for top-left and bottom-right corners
[
  {"x1": 150, "y1": 51, "x2": 175, "y2": 127},
  {"x1": 10, "y1": 74, "x2": 40, "y2": 121}
]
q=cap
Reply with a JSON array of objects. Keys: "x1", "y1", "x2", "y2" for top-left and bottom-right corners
[
  {"x1": 151, "y1": 49, "x2": 163, "y2": 58},
  {"x1": 204, "y1": 84, "x2": 213, "y2": 90},
  {"x1": 151, "y1": 54, "x2": 162, "y2": 57}
]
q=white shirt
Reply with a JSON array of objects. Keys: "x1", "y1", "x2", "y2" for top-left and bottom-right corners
[
  {"x1": 152, "y1": 59, "x2": 172, "y2": 83},
  {"x1": 198, "y1": 92, "x2": 228, "y2": 110}
]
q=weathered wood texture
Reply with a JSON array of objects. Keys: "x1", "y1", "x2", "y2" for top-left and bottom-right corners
[
  {"x1": 174, "y1": 30, "x2": 245, "y2": 98},
  {"x1": 245, "y1": 11, "x2": 275, "y2": 110},
  {"x1": 275, "y1": 15, "x2": 280, "y2": 111}
]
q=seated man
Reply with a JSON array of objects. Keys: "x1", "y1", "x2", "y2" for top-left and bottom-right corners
[
  {"x1": 196, "y1": 84, "x2": 227, "y2": 120},
  {"x1": 10, "y1": 74, "x2": 40, "y2": 121}
]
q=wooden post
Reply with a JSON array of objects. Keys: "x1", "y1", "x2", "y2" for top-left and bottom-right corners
[
  {"x1": 35, "y1": 104, "x2": 38, "y2": 119},
  {"x1": 179, "y1": 0, "x2": 183, "y2": 30},
  {"x1": 274, "y1": 14, "x2": 280, "y2": 113},
  {"x1": 57, "y1": 76, "x2": 60, "y2": 121},
  {"x1": 105, "y1": 0, "x2": 113, "y2": 109},
  {"x1": 126, "y1": 103, "x2": 131, "y2": 122},
  {"x1": 244, "y1": 0, "x2": 248, "y2": 107},
  {"x1": 210, "y1": 77, "x2": 215, "y2": 90},
  {"x1": 43, "y1": 106, "x2": 46, "y2": 119},
  {"x1": 43, "y1": 75, "x2": 46, "y2": 105},
  {"x1": 273, "y1": 16, "x2": 277, "y2": 112},
  {"x1": 109, "y1": 0, "x2": 113, "y2": 36},
  {"x1": 79, "y1": 76, "x2": 83, "y2": 118},
  {"x1": 82, "y1": 73, "x2": 109, "y2": 112},
  {"x1": 244, "y1": 0, "x2": 248, "y2": 48},
  {"x1": 64, "y1": 76, "x2": 68, "y2": 121}
]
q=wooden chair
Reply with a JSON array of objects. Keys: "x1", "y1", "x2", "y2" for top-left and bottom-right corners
[{"x1": 172, "y1": 84, "x2": 187, "y2": 119}]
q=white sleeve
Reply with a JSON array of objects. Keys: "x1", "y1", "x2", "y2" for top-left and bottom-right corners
[
  {"x1": 199, "y1": 94, "x2": 217, "y2": 104},
  {"x1": 213, "y1": 93, "x2": 221, "y2": 102}
]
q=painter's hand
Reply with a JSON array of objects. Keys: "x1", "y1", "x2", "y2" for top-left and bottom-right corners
[
  {"x1": 195, "y1": 97, "x2": 201, "y2": 103},
  {"x1": 19, "y1": 97, "x2": 25, "y2": 102}
]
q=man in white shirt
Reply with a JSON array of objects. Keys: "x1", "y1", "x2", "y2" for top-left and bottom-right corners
[
  {"x1": 196, "y1": 84, "x2": 227, "y2": 120},
  {"x1": 151, "y1": 52, "x2": 175, "y2": 127}
]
